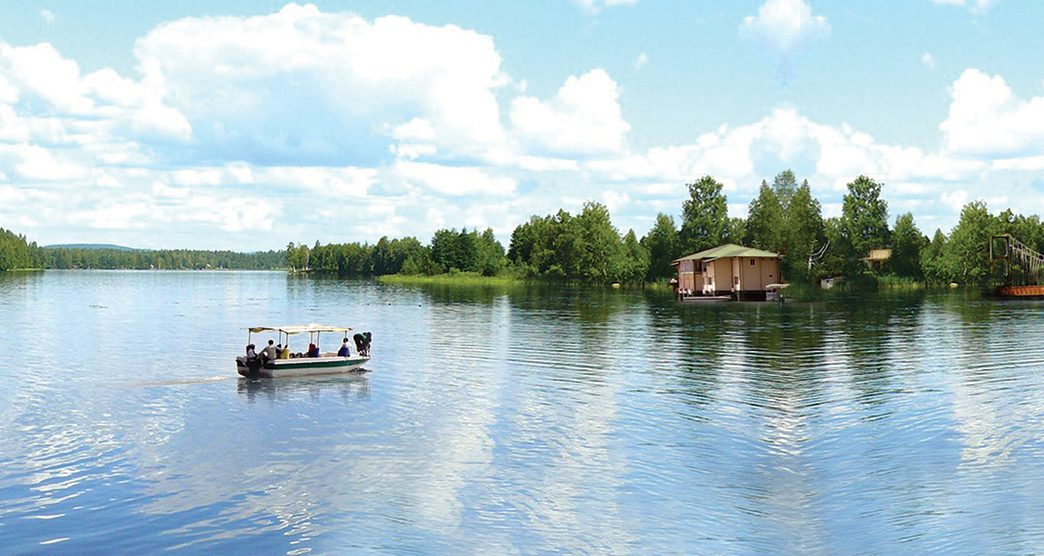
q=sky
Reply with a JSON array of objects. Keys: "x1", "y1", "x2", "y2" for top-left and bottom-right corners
[{"x1": 1, "y1": 0, "x2": 1043, "y2": 250}]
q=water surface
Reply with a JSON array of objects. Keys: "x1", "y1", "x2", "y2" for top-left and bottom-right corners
[{"x1": 1, "y1": 271, "x2": 1043, "y2": 553}]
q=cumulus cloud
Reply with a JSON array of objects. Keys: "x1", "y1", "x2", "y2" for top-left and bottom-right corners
[
  {"x1": 940, "y1": 68, "x2": 1044, "y2": 157},
  {"x1": 133, "y1": 3, "x2": 509, "y2": 165},
  {"x1": 572, "y1": 0, "x2": 638, "y2": 15},
  {"x1": 392, "y1": 161, "x2": 516, "y2": 196},
  {"x1": 588, "y1": 108, "x2": 981, "y2": 192},
  {"x1": 931, "y1": 0, "x2": 997, "y2": 13},
  {"x1": 510, "y1": 69, "x2": 630, "y2": 157},
  {"x1": 0, "y1": 3, "x2": 1041, "y2": 248},
  {"x1": 740, "y1": 0, "x2": 829, "y2": 54}
]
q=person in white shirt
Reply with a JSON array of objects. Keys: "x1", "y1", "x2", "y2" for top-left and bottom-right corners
[{"x1": 261, "y1": 339, "x2": 278, "y2": 362}]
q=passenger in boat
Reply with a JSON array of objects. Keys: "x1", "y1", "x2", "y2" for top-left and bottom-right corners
[
  {"x1": 262, "y1": 340, "x2": 278, "y2": 362},
  {"x1": 245, "y1": 343, "x2": 257, "y2": 360},
  {"x1": 279, "y1": 344, "x2": 291, "y2": 359},
  {"x1": 307, "y1": 343, "x2": 319, "y2": 358},
  {"x1": 337, "y1": 338, "x2": 350, "y2": 357}
]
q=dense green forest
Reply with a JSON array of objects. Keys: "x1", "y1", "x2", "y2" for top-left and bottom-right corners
[
  {"x1": 3, "y1": 170, "x2": 1042, "y2": 285},
  {"x1": 0, "y1": 233, "x2": 283, "y2": 270},
  {"x1": 0, "y1": 228, "x2": 45, "y2": 270},
  {"x1": 43, "y1": 248, "x2": 285, "y2": 270},
  {"x1": 293, "y1": 171, "x2": 1040, "y2": 286}
]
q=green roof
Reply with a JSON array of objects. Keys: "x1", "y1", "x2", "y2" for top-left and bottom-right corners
[{"x1": 673, "y1": 243, "x2": 780, "y2": 263}]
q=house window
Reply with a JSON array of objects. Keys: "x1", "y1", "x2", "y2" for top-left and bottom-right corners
[{"x1": 749, "y1": 259, "x2": 756, "y2": 266}]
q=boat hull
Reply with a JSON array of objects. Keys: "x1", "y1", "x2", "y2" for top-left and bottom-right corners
[{"x1": 236, "y1": 356, "x2": 370, "y2": 378}]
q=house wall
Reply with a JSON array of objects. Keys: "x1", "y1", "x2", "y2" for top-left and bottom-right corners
[
  {"x1": 676, "y1": 260, "x2": 699, "y2": 291},
  {"x1": 712, "y1": 259, "x2": 731, "y2": 293},
  {"x1": 731, "y1": 257, "x2": 781, "y2": 292},
  {"x1": 761, "y1": 258, "x2": 779, "y2": 286},
  {"x1": 738, "y1": 257, "x2": 761, "y2": 291},
  {"x1": 681, "y1": 255, "x2": 782, "y2": 296}
]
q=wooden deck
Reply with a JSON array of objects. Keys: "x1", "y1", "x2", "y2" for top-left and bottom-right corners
[{"x1": 997, "y1": 285, "x2": 1044, "y2": 297}]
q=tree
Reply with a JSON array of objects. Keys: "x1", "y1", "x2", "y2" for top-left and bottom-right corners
[
  {"x1": 773, "y1": 170, "x2": 798, "y2": 211},
  {"x1": 839, "y1": 175, "x2": 890, "y2": 272},
  {"x1": 920, "y1": 229, "x2": 950, "y2": 284},
  {"x1": 475, "y1": 228, "x2": 507, "y2": 276},
  {"x1": 641, "y1": 213, "x2": 678, "y2": 282},
  {"x1": 575, "y1": 201, "x2": 625, "y2": 283},
  {"x1": 889, "y1": 213, "x2": 925, "y2": 279},
  {"x1": 725, "y1": 217, "x2": 747, "y2": 246},
  {"x1": 744, "y1": 172, "x2": 824, "y2": 282},
  {"x1": 679, "y1": 175, "x2": 728, "y2": 255},
  {"x1": 945, "y1": 201, "x2": 997, "y2": 285},
  {"x1": 618, "y1": 229, "x2": 649, "y2": 284},
  {"x1": 785, "y1": 180, "x2": 826, "y2": 282},
  {"x1": 508, "y1": 215, "x2": 555, "y2": 277},
  {"x1": 746, "y1": 180, "x2": 783, "y2": 252}
]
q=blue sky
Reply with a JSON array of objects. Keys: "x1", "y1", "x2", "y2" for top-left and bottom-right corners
[{"x1": 1, "y1": 0, "x2": 1042, "y2": 249}]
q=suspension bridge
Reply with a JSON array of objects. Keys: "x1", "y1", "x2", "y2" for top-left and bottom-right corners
[{"x1": 990, "y1": 234, "x2": 1044, "y2": 296}]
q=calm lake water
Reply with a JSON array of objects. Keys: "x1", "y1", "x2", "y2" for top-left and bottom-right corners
[{"x1": 1, "y1": 271, "x2": 1043, "y2": 554}]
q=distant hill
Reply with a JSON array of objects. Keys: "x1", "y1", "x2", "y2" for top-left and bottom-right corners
[{"x1": 44, "y1": 243, "x2": 139, "y2": 251}]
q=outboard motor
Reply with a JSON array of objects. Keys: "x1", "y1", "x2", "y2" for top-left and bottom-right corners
[{"x1": 362, "y1": 332, "x2": 372, "y2": 356}]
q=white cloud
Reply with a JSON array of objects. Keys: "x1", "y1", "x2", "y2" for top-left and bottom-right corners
[
  {"x1": 931, "y1": 0, "x2": 997, "y2": 13},
  {"x1": 1, "y1": 3, "x2": 1042, "y2": 249},
  {"x1": 634, "y1": 52, "x2": 648, "y2": 70},
  {"x1": 393, "y1": 161, "x2": 516, "y2": 196},
  {"x1": 921, "y1": 52, "x2": 936, "y2": 70},
  {"x1": 133, "y1": 4, "x2": 509, "y2": 164},
  {"x1": 39, "y1": 10, "x2": 55, "y2": 25},
  {"x1": 510, "y1": 69, "x2": 630, "y2": 157},
  {"x1": 740, "y1": 0, "x2": 829, "y2": 54},
  {"x1": 573, "y1": 0, "x2": 638, "y2": 15},
  {"x1": 588, "y1": 108, "x2": 982, "y2": 193},
  {"x1": 941, "y1": 190, "x2": 969, "y2": 212},
  {"x1": 940, "y1": 68, "x2": 1044, "y2": 157}
]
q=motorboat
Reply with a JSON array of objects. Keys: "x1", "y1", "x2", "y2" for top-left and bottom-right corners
[{"x1": 236, "y1": 324, "x2": 371, "y2": 378}]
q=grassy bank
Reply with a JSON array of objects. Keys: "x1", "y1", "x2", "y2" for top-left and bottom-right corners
[{"x1": 377, "y1": 272, "x2": 522, "y2": 287}]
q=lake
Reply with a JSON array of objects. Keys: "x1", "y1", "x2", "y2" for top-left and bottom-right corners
[{"x1": 1, "y1": 271, "x2": 1043, "y2": 554}]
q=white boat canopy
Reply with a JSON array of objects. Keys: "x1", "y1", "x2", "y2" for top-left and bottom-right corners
[{"x1": 248, "y1": 324, "x2": 354, "y2": 335}]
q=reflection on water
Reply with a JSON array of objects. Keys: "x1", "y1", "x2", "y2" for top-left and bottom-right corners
[
  {"x1": 1, "y1": 272, "x2": 1043, "y2": 553},
  {"x1": 236, "y1": 373, "x2": 372, "y2": 403}
]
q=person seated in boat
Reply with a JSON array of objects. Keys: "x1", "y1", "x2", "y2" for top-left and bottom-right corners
[
  {"x1": 245, "y1": 343, "x2": 257, "y2": 360},
  {"x1": 261, "y1": 339, "x2": 278, "y2": 362},
  {"x1": 307, "y1": 343, "x2": 319, "y2": 358},
  {"x1": 337, "y1": 338, "x2": 350, "y2": 357},
  {"x1": 279, "y1": 344, "x2": 291, "y2": 359}
]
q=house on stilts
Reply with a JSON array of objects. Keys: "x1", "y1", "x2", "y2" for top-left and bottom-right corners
[{"x1": 672, "y1": 244, "x2": 784, "y2": 301}]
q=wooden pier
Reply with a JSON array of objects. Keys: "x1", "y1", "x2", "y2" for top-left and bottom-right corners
[
  {"x1": 997, "y1": 285, "x2": 1044, "y2": 297},
  {"x1": 991, "y1": 234, "x2": 1044, "y2": 297}
]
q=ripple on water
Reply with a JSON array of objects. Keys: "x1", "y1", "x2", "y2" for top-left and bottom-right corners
[{"x1": 2, "y1": 276, "x2": 1044, "y2": 552}]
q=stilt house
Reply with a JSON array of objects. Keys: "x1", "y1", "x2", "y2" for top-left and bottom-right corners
[{"x1": 672, "y1": 244, "x2": 782, "y2": 300}]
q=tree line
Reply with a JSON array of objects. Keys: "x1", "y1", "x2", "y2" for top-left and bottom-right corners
[
  {"x1": 0, "y1": 241, "x2": 285, "y2": 270},
  {"x1": 295, "y1": 170, "x2": 1037, "y2": 287},
  {"x1": 4, "y1": 170, "x2": 1041, "y2": 285},
  {"x1": 0, "y1": 228, "x2": 45, "y2": 271}
]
